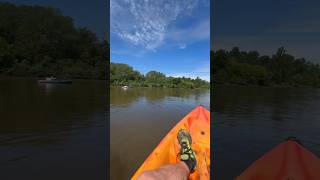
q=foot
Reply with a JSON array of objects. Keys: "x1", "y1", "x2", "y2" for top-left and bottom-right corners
[{"x1": 177, "y1": 129, "x2": 197, "y2": 172}]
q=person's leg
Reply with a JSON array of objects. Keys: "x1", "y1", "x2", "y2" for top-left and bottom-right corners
[{"x1": 137, "y1": 161, "x2": 190, "y2": 180}]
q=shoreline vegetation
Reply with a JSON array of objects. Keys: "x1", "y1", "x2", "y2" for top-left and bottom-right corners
[
  {"x1": 0, "y1": 2, "x2": 107, "y2": 80},
  {"x1": 4, "y1": 3, "x2": 319, "y2": 89},
  {"x1": 212, "y1": 47, "x2": 320, "y2": 88},
  {"x1": 110, "y1": 63, "x2": 209, "y2": 89}
]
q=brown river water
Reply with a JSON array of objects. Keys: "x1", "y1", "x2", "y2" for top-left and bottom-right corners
[
  {"x1": 110, "y1": 87, "x2": 210, "y2": 179},
  {"x1": 0, "y1": 77, "x2": 107, "y2": 180},
  {"x1": 3, "y1": 78, "x2": 317, "y2": 180},
  {"x1": 213, "y1": 85, "x2": 320, "y2": 179}
]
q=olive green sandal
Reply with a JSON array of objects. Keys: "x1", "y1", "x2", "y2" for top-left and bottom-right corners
[{"x1": 177, "y1": 129, "x2": 197, "y2": 172}]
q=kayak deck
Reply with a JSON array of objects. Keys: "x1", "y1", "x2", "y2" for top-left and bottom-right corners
[
  {"x1": 236, "y1": 138, "x2": 320, "y2": 180},
  {"x1": 131, "y1": 105, "x2": 210, "y2": 180}
]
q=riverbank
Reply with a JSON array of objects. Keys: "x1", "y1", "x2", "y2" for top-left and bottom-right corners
[
  {"x1": 112, "y1": 85, "x2": 209, "y2": 89},
  {"x1": 212, "y1": 47, "x2": 320, "y2": 88},
  {"x1": 110, "y1": 63, "x2": 209, "y2": 89}
]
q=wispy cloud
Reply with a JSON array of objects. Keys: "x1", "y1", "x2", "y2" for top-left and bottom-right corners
[{"x1": 111, "y1": 0, "x2": 208, "y2": 50}]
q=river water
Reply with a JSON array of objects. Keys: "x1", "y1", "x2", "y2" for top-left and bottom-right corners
[
  {"x1": 0, "y1": 77, "x2": 107, "y2": 180},
  {"x1": 3, "y1": 78, "x2": 317, "y2": 179},
  {"x1": 110, "y1": 87, "x2": 210, "y2": 179},
  {"x1": 213, "y1": 85, "x2": 320, "y2": 179}
]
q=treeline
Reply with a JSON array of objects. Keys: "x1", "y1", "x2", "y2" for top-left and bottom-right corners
[
  {"x1": 0, "y1": 2, "x2": 107, "y2": 79},
  {"x1": 110, "y1": 63, "x2": 209, "y2": 89},
  {"x1": 212, "y1": 47, "x2": 320, "y2": 87}
]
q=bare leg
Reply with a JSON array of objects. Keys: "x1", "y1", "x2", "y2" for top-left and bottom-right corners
[{"x1": 137, "y1": 161, "x2": 190, "y2": 180}]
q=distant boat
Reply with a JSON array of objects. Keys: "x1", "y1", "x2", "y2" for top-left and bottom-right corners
[
  {"x1": 38, "y1": 77, "x2": 72, "y2": 84},
  {"x1": 121, "y1": 85, "x2": 129, "y2": 89}
]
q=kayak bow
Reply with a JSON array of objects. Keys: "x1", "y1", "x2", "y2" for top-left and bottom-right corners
[
  {"x1": 236, "y1": 138, "x2": 320, "y2": 180},
  {"x1": 131, "y1": 105, "x2": 210, "y2": 180}
]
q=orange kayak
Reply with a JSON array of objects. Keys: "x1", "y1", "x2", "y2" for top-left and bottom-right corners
[
  {"x1": 236, "y1": 138, "x2": 320, "y2": 180},
  {"x1": 131, "y1": 105, "x2": 210, "y2": 180}
]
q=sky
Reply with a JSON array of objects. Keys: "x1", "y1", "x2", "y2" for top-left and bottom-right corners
[
  {"x1": 5, "y1": 0, "x2": 108, "y2": 40},
  {"x1": 4, "y1": 0, "x2": 320, "y2": 74},
  {"x1": 213, "y1": 0, "x2": 320, "y2": 63},
  {"x1": 110, "y1": 0, "x2": 210, "y2": 81}
]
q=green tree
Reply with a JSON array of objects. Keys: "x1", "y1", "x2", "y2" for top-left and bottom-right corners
[
  {"x1": 0, "y1": 2, "x2": 106, "y2": 79},
  {"x1": 110, "y1": 63, "x2": 209, "y2": 89},
  {"x1": 212, "y1": 47, "x2": 320, "y2": 87}
]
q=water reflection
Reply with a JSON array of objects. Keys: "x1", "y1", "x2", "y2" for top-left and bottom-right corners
[
  {"x1": 213, "y1": 85, "x2": 320, "y2": 179},
  {"x1": 110, "y1": 87, "x2": 209, "y2": 180},
  {"x1": 111, "y1": 87, "x2": 209, "y2": 107},
  {"x1": 38, "y1": 83, "x2": 72, "y2": 95},
  {"x1": 0, "y1": 77, "x2": 106, "y2": 180},
  {"x1": 0, "y1": 78, "x2": 106, "y2": 144}
]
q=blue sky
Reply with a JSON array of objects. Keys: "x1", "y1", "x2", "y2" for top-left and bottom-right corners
[
  {"x1": 110, "y1": 0, "x2": 210, "y2": 81},
  {"x1": 213, "y1": 0, "x2": 320, "y2": 63},
  {"x1": 6, "y1": 0, "x2": 320, "y2": 66}
]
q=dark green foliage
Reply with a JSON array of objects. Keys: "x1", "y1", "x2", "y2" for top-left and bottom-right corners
[
  {"x1": 110, "y1": 63, "x2": 143, "y2": 85},
  {"x1": 110, "y1": 63, "x2": 209, "y2": 89},
  {"x1": 212, "y1": 47, "x2": 320, "y2": 87},
  {"x1": 0, "y1": 2, "x2": 107, "y2": 79}
]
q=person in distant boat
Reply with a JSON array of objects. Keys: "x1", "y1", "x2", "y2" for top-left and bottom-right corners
[{"x1": 137, "y1": 129, "x2": 197, "y2": 180}]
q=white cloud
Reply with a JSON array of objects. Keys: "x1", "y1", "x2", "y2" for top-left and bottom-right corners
[{"x1": 111, "y1": 0, "x2": 208, "y2": 50}]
